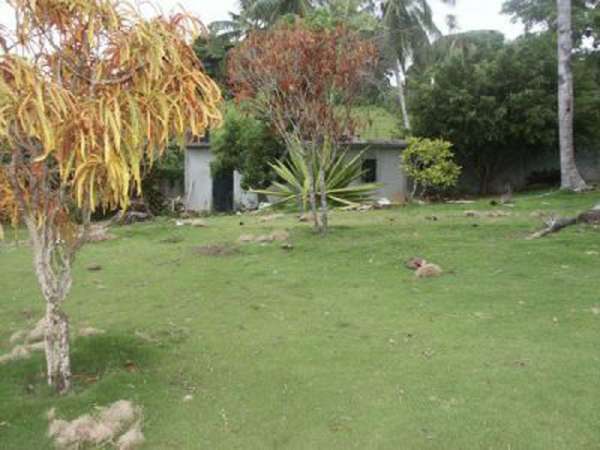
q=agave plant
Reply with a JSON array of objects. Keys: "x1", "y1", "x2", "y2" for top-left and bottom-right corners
[{"x1": 252, "y1": 145, "x2": 380, "y2": 210}]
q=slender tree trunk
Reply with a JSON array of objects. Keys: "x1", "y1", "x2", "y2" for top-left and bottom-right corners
[
  {"x1": 306, "y1": 157, "x2": 320, "y2": 232},
  {"x1": 394, "y1": 60, "x2": 411, "y2": 131},
  {"x1": 557, "y1": 0, "x2": 588, "y2": 191},
  {"x1": 318, "y1": 166, "x2": 328, "y2": 235},
  {"x1": 411, "y1": 179, "x2": 419, "y2": 199},
  {"x1": 27, "y1": 219, "x2": 73, "y2": 395},
  {"x1": 45, "y1": 300, "x2": 71, "y2": 394}
]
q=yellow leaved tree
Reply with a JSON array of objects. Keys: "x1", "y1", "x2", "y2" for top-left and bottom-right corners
[{"x1": 0, "y1": 0, "x2": 222, "y2": 394}]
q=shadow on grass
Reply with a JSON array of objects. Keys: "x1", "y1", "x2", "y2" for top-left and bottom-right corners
[{"x1": 1, "y1": 333, "x2": 161, "y2": 396}]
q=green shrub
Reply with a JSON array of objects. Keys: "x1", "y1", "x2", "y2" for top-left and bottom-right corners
[
  {"x1": 211, "y1": 108, "x2": 284, "y2": 190},
  {"x1": 402, "y1": 137, "x2": 461, "y2": 198}
]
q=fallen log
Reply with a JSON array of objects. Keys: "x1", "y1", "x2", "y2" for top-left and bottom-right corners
[{"x1": 528, "y1": 203, "x2": 600, "y2": 239}]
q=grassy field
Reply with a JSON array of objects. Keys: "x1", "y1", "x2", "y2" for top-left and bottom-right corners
[{"x1": 1, "y1": 190, "x2": 600, "y2": 449}]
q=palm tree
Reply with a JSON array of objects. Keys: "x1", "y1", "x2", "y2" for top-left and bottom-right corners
[
  {"x1": 210, "y1": 0, "x2": 314, "y2": 43},
  {"x1": 240, "y1": 0, "x2": 313, "y2": 27},
  {"x1": 381, "y1": 0, "x2": 456, "y2": 130},
  {"x1": 556, "y1": 0, "x2": 588, "y2": 190}
]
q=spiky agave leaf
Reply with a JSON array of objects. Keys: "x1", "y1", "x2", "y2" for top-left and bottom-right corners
[{"x1": 252, "y1": 146, "x2": 380, "y2": 209}]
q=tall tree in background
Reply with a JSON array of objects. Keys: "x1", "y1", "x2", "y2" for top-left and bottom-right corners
[
  {"x1": 557, "y1": 0, "x2": 588, "y2": 190},
  {"x1": 228, "y1": 21, "x2": 377, "y2": 234},
  {"x1": 0, "y1": 0, "x2": 222, "y2": 393},
  {"x1": 242, "y1": 0, "x2": 314, "y2": 25},
  {"x1": 503, "y1": 0, "x2": 599, "y2": 190},
  {"x1": 381, "y1": 0, "x2": 456, "y2": 131}
]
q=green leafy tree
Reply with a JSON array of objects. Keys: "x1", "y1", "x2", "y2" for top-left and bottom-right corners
[
  {"x1": 402, "y1": 137, "x2": 461, "y2": 197},
  {"x1": 409, "y1": 31, "x2": 600, "y2": 193},
  {"x1": 502, "y1": 0, "x2": 599, "y2": 46},
  {"x1": 211, "y1": 108, "x2": 285, "y2": 191},
  {"x1": 503, "y1": 0, "x2": 599, "y2": 190}
]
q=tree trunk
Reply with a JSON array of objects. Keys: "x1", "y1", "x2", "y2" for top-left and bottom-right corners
[
  {"x1": 318, "y1": 166, "x2": 328, "y2": 235},
  {"x1": 28, "y1": 219, "x2": 74, "y2": 395},
  {"x1": 394, "y1": 60, "x2": 411, "y2": 131},
  {"x1": 557, "y1": 0, "x2": 588, "y2": 191},
  {"x1": 306, "y1": 160, "x2": 320, "y2": 232},
  {"x1": 45, "y1": 301, "x2": 72, "y2": 394}
]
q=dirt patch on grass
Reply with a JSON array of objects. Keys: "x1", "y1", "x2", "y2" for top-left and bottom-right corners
[{"x1": 193, "y1": 244, "x2": 239, "y2": 257}]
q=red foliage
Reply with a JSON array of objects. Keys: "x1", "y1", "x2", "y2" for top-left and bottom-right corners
[{"x1": 228, "y1": 21, "x2": 378, "y2": 143}]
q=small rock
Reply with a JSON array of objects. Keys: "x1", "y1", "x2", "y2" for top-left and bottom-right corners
[
  {"x1": 487, "y1": 210, "x2": 511, "y2": 218},
  {"x1": 86, "y1": 264, "x2": 102, "y2": 272},
  {"x1": 189, "y1": 219, "x2": 208, "y2": 227},
  {"x1": 239, "y1": 234, "x2": 255, "y2": 243},
  {"x1": 464, "y1": 210, "x2": 481, "y2": 218},
  {"x1": 270, "y1": 230, "x2": 290, "y2": 242},
  {"x1": 183, "y1": 395, "x2": 194, "y2": 402},
  {"x1": 530, "y1": 210, "x2": 548, "y2": 219},
  {"x1": 447, "y1": 200, "x2": 475, "y2": 204},
  {"x1": 376, "y1": 198, "x2": 392, "y2": 208},
  {"x1": 281, "y1": 243, "x2": 294, "y2": 251},
  {"x1": 260, "y1": 214, "x2": 284, "y2": 223},
  {"x1": 415, "y1": 263, "x2": 443, "y2": 278},
  {"x1": 176, "y1": 219, "x2": 208, "y2": 227}
]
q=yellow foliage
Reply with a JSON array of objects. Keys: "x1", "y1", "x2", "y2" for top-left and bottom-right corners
[{"x1": 0, "y1": 0, "x2": 222, "y2": 227}]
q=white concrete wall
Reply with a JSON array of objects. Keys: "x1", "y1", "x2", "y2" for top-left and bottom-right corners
[
  {"x1": 185, "y1": 147, "x2": 214, "y2": 212},
  {"x1": 346, "y1": 148, "x2": 408, "y2": 202},
  {"x1": 185, "y1": 145, "x2": 408, "y2": 211},
  {"x1": 185, "y1": 147, "x2": 259, "y2": 212}
]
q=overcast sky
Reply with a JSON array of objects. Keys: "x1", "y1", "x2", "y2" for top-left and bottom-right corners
[{"x1": 0, "y1": 0, "x2": 524, "y2": 39}]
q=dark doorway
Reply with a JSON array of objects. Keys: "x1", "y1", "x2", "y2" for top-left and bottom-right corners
[
  {"x1": 212, "y1": 169, "x2": 234, "y2": 212},
  {"x1": 362, "y1": 159, "x2": 377, "y2": 183}
]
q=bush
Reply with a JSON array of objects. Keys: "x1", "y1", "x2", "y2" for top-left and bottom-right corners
[
  {"x1": 211, "y1": 108, "x2": 284, "y2": 191},
  {"x1": 402, "y1": 137, "x2": 461, "y2": 198}
]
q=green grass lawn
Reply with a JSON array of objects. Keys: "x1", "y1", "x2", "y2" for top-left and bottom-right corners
[{"x1": 1, "y1": 190, "x2": 600, "y2": 449}]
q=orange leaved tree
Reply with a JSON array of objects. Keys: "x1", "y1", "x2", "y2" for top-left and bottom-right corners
[
  {"x1": 0, "y1": 0, "x2": 222, "y2": 394},
  {"x1": 228, "y1": 21, "x2": 377, "y2": 234}
]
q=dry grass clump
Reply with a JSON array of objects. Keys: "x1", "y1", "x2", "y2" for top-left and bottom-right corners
[
  {"x1": 0, "y1": 318, "x2": 47, "y2": 364},
  {"x1": 48, "y1": 400, "x2": 144, "y2": 450},
  {"x1": 238, "y1": 230, "x2": 290, "y2": 244},
  {"x1": 415, "y1": 263, "x2": 443, "y2": 278},
  {"x1": 1, "y1": 320, "x2": 105, "y2": 365}
]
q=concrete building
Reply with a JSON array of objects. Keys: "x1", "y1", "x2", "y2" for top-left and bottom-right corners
[{"x1": 184, "y1": 140, "x2": 408, "y2": 212}]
